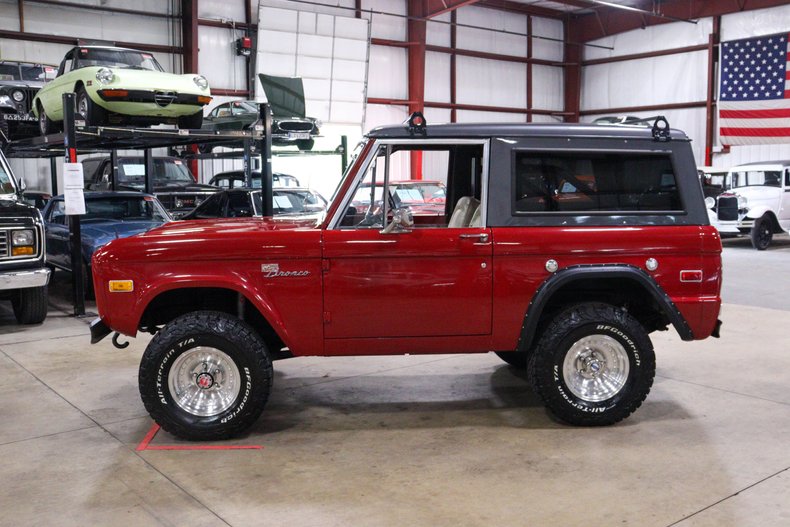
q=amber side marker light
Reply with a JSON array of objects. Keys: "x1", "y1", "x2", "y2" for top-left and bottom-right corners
[
  {"x1": 197, "y1": 95, "x2": 212, "y2": 104},
  {"x1": 12, "y1": 246, "x2": 34, "y2": 256},
  {"x1": 102, "y1": 89, "x2": 129, "y2": 98},
  {"x1": 109, "y1": 280, "x2": 134, "y2": 292}
]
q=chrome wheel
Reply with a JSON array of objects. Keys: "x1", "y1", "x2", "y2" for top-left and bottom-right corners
[
  {"x1": 38, "y1": 108, "x2": 48, "y2": 135},
  {"x1": 562, "y1": 335, "x2": 630, "y2": 402},
  {"x1": 167, "y1": 347, "x2": 241, "y2": 417},
  {"x1": 77, "y1": 93, "x2": 89, "y2": 121}
]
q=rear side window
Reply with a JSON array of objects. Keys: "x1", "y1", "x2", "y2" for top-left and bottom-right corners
[{"x1": 513, "y1": 151, "x2": 683, "y2": 214}]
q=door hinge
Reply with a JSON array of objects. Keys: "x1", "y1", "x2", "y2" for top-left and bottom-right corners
[{"x1": 322, "y1": 260, "x2": 330, "y2": 272}]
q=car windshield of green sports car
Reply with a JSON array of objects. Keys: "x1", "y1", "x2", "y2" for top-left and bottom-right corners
[{"x1": 76, "y1": 48, "x2": 164, "y2": 72}]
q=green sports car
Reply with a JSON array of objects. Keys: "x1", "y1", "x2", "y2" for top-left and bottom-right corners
[{"x1": 33, "y1": 46, "x2": 212, "y2": 134}]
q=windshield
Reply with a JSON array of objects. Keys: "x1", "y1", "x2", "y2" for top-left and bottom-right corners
[
  {"x1": 270, "y1": 190, "x2": 326, "y2": 215},
  {"x1": 83, "y1": 196, "x2": 169, "y2": 222},
  {"x1": 231, "y1": 101, "x2": 258, "y2": 114},
  {"x1": 118, "y1": 159, "x2": 194, "y2": 187},
  {"x1": 731, "y1": 170, "x2": 781, "y2": 188},
  {"x1": 330, "y1": 139, "x2": 369, "y2": 204},
  {"x1": 0, "y1": 157, "x2": 17, "y2": 195},
  {"x1": 0, "y1": 62, "x2": 57, "y2": 81},
  {"x1": 76, "y1": 48, "x2": 164, "y2": 72}
]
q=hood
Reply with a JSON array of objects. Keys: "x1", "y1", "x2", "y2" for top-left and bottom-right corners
[
  {"x1": 0, "y1": 81, "x2": 45, "y2": 89},
  {"x1": 82, "y1": 220, "x2": 163, "y2": 241},
  {"x1": 258, "y1": 74, "x2": 306, "y2": 118},
  {"x1": 0, "y1": 196, "x2": 40, "y2": 219},
  {"x1": 96, "y1": 216, "x2": 322, "y2": 264},
  {"x1": 80, "y1": 67, "x2": 210, "y2": 95}
]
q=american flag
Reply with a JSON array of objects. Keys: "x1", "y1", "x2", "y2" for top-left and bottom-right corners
[{"x1": 719, "y1": 32, "x2": 790, "y2": 146}]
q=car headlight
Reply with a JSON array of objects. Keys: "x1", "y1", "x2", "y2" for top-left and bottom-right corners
[
  {"x1": 193, "y1": 75, "x2": 209, "y2": 90},
  {"x1": 704, "y1": 197, "x2": 715, "y2": 209},
  {"x1": 12, "y1": 229, "x2": 34, "y2": 246},
  {"x1": 12, "y1": 90, "x2": 24, "y2": 102},
  {"x1": 96, "y1": 68, "x2": 114, "y2": 85},
  {"x1": 175, "y1": 198, "x2": 183, "y2": 209},
  {"x1": 314, "y1": 119, "x2": 322, "y2": 129},
  {"x1": 737, "y1": 195, "x2": 748, "y2": 209}
]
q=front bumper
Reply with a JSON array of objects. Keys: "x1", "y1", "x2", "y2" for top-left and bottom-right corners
[
  {"x1": 95, "y1": 89, "x2": 211, "y2": 117},
  {"x1": 0, "y1": 267, "x2": 50, "y2": 291},
  {"x1": 716, "y1": 220, "x2": 750, "y2": 233}
]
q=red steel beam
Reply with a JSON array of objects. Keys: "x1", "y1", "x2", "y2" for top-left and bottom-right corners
[
  {"x1": 211, "y1": 88, "x2": 251, "y2": 97},
  {"x1": 450, "y1": 10, "x2": 457, "y2": 122},
  {"x1": 24, "y1": 0, "x2": 178, "y2": 20},
  {"x1": 476, "y1": 0, "x2": 565, "y2": 19},
  {"x1": 571, "y1": 0, "x2": 790, "y2": 42},
  {"x1": 526, "y1": 15, "x2": 532, "y2": 123},
  {"x1": 0, "y1": 28, "x2": 182, "y2": 54},
  {"x1": 407, "y1": 0, "x2": 426, "y2": 179},
  {"x1": 182, "y1": 0, "x2": 198, "y2": 71},
  {"x1": 198, "y1": 18, "x2": 255, "y2": 30},
  {"x1": 423, "y1": 0, "x2": 482, "y2": 19},
  {"x1": 705, "y1": 16, "x2": 720, "y2": 166},
  {"x1": 368, "y1": 97, "x2": 559, "y2": 117},
  {"x1": 373, "y1": 38, "x2": 560, "y2": 66},
  {"x1": 563, "y1": 18, "x2": 582, "y2": 122},
  {"x1": 582, "y1": 43, "x2": 708, "y2": 66}
]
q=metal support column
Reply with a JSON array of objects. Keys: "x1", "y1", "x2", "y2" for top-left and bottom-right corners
[
  {"x1": 49, "y1": 157, "x2": 58, "y2": 195},
  {"x1": 109, "y1": 149, "x2": 118, "y2": 191},
  {"x1": 64, "y1": 92, "x2": 85, "y2": 316},
  {"x1": 261, "y1": 103, "x2": 273, "y2": 217},
  {"x1": 242, "y1": 138, "x2": 253, "y2": 187},
  {"x1": 144, "y1": 149, "x2": 154, "y2": 195}
]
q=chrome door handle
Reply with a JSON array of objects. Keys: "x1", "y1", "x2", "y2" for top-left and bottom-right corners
[{"x1": 459, "y1": 233, "x2": 489, "y2": 242}]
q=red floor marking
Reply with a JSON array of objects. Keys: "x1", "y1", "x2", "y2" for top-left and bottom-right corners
[{"x1": 135, "y1": 423, "x2": 263, "y2": 451}]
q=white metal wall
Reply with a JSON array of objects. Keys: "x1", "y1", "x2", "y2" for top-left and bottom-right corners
[{"x1": 582, "y1": 4, "x2": 790, "y2": 169}]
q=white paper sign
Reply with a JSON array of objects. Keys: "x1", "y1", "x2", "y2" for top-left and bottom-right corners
[{"x1": 63, "y1": 162, "x2": 86, "y2": 215}]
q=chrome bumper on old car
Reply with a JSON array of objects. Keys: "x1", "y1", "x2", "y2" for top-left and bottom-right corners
[{"x1": 0, "y1": 267, "x2": 50, "y2": 291}]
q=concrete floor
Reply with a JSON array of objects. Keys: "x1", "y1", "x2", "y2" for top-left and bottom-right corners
[{"x1": 2, "y1": 240, "x2": 790, "y2": 526}]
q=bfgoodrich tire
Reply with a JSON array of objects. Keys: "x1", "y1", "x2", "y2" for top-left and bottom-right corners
[
  {"x1": 139, "y1": 311, "x2": 273, "y2": 440},
  {"x1": 527, "y1": 303, "x2": 655, "y2": 426},
  {"x1": 12, "y1": 286, "x2": 48, "y2": 324}
]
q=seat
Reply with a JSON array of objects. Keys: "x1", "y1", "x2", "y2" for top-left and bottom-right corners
[
  {"x1": 468, "y1": 205, "x2": 482, "y2": 227},
  {"x1": 448, "y1": 197, "x2": 480, "y2": 228}
]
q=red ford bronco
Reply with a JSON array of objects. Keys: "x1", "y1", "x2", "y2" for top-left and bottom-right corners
[{"x1": 91, "y1": 115, "x2": 722, "y2": 440}]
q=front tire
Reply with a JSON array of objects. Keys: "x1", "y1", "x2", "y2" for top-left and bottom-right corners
[
  {"x1": 12, "y1": 286, "x2": 48, "y2": 324},
  {"x1": 178, "y1": 111, "x2": 203, "y2": 130},
  {"x1": 38, "y1": 104, "x2": 59, "y2": 136},
  {"x1": 527, "y1": 303, "x2": 655, "y2": 426},
  {"x1": 750, "y1": 214, "x2": 773, "y2": 250},
  {"x1": 76, "y1": 86, "x2": 106, "y2": 127},
  {"x1": 297, "y1": 139, "x2": 315, "y2": 151},
  {"x1": 139, "y1": 311, "x2": 273, "y2": 440}
]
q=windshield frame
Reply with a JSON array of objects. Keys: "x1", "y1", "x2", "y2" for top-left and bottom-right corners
[{"x1": 74, "y1": 48, "x2": 165, "y2": 73}]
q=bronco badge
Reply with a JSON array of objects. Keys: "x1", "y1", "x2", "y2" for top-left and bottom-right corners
[{"x1": 261, "y1": 263, "x2": 310, "y2": 278}]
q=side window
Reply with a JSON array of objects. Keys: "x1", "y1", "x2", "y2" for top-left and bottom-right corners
[
  {"x1": 226, "y1": 192, "x2": 253, "y2": 217},
  {"x1": 47, "y1": 201, "x2": 67, "y2": 224},
  {"x1": 513, "y1": 151, "x2": 683, "y2": 214},
  {"x1": 193, "y1": 194, "x2": 226, "y2": 218},
  {"x1": 785, "y1": 169, "x2": 790, "y2": 187},
  {"x1": 339, "y1": 143, "x2": 483, "y2": 229}
]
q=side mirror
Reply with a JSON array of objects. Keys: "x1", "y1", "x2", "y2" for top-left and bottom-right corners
[
  {"x1": 380, "y1": 207, "x2": 414, "y2": 234},
  {"x1": 16, "y1": 175, "x2": 26, "y2": 194}
]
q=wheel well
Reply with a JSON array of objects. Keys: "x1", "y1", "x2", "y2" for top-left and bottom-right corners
[
  {"x1": 528, "y1": 277, "x2": 672, "y2": 348},
  {"x1": 139, "y1": 287, "x2": 287, "y2": 356},
  {"x1": 765, "y1": 211, "x2": 783, "y2": 233}
]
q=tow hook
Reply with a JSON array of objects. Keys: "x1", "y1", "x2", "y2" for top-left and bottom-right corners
[{"x1": 112, "y1": 332, "x2": 130, "y2": 349}]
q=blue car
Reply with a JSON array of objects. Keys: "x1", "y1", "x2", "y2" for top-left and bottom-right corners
[{"x1": 42, "y1": 191, "x2": 170, "y2": 296}]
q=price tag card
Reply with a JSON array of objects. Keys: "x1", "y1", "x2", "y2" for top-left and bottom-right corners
[{"x1": 63, "y1": 162, "x2": 86, "y2": 215}]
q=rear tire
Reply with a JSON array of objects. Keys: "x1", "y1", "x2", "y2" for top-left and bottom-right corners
[
  {"x1": 138, "y1": 311, "x2": 273, "y2": 440},
  {"x1": 178, "y1": 111, "x2": 203, "y2": 130},
  {"x1": 750, "y1": 214, "x2": 773, "y2": 250},
  {"x1": 527, "y1": 303, "x2": 655, "y2": 426},
  {"x1": 12, "y1": 286, "x2": 48, "y2": 324},
  {"x1": 297, "y1": 139, "x2": 314, "y2": 151}
]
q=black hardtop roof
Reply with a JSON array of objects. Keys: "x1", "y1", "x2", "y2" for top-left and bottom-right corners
[{"x1": 366, "y1": 122, "x2": 690, "y2": 141}]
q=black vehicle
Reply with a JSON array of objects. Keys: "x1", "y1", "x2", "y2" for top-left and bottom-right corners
[
  {"x1": 0, "y1": 150, "x2": 49, "y2": 324},
  {"x1": 0, "y1": 60, "x2": 57, "y2": 144},
  {"x1": 208, "y1": 170, "x2": 301, "y2": 189},
  {"x1": 182, "y1": 187, "x2": 327, "y2": 220},
  {"x1": 201, "y1": 74, "x2": 320, "y2": 152},
  {"x1": 82, "y1": 156, "x2": 217, "y2": 218}
]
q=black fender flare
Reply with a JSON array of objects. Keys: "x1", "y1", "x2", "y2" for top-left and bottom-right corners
[{"x1": 517, "y1": 264, "x2": 694, "y2": 352}]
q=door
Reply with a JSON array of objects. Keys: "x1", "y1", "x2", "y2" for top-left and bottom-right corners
[
  {"x1": 44, "y1": 200, "x2": 70, "y2": 269},
  {"x1": 322, "y1": 139, "x2": 492, "y2": 340}
]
